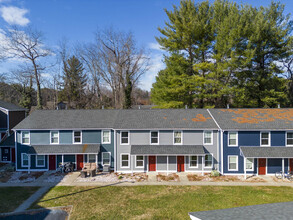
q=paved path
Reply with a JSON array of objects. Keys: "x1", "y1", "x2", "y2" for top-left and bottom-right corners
[{"x1": 14, "y1": 186, "x2": 51, "y2": 212}]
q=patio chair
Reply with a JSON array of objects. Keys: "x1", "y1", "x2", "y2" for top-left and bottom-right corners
[{"x1": 90, "y1": 163, "x2": 97, "y2": 177}]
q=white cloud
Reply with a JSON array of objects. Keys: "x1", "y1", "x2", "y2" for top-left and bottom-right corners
[
  {"x1": 0, "y1": 6, "x2": 29, "y2": 26},
  {"x1": 139, "y1": 53, "x2": 165, "y2": 91},
  {"x1": 149, "y1": 42, "x2": 163, "y2": 51}
]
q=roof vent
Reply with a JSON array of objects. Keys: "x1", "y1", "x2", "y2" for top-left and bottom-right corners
[
  {"x1": 227, "y1": 104, "x2": 230, "y2": 109},
  {"x1": 185, "y1": 105, "x2": 188, "y2": 109},
  {"x1": 278, "y1": 104, "x2": 280, "y2": 108},
  {"x1": 102, "y1": 105, "x2": 104, "y2": 109},
  {"x1": 139, "y1": 105, "x2": 141, "y2": 109}
]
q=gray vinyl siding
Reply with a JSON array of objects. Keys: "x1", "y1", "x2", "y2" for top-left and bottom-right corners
[{"x1": 116, "y1": 130, "x2": 218, "y2": 172}]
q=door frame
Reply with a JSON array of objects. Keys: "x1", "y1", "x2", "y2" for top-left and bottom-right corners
[
  {"x1": 290, "y1": 159, "x2": 293, "y2": 172},
  {"x1": 149, "y1": 155, "x2": 156, "y2": 172},
  {"x1": 76, "y1": 154, "x2": 84, "y2": 170},
  {"x1": 177, "y1": 156, "x2": 185, "y2": 172},
  {"x1": 258, "y1": 158, "x2": 266, "y2": 175}
]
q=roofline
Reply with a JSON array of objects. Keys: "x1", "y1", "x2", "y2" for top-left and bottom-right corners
[
  {"x1": 222, "y1": 129, "x2": 293, "y2": 131},
  {"x1": 0, "y1": 106, "x2": 27, "y2": 112},
  {"x1": 207, "y1": 109, "x2": 221, "y2": 130},
  {"x1": 13, "y1": 128, "x2": 219, "y2": 131}
]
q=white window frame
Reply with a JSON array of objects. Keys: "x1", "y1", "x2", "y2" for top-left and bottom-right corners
[
  {"x1": 246, "y1": 158, "x2": 254, "y2": 171},
  {"x1": 286, "y1": 131, "x2": 293, "y2": 147},
  {"x1": 21, "y1": 131, "x2": 30, "y2": 145},
  {"x1": 120, "y1": 131, "x2": 130, "y2": 145},
  {"x1": 102, "y1": 130, "x2": 111, "y2": 144},
  {"x1": 102, "y1": 152, "x2": 111, "y2": 166},
  {"x1": 228, "y1": 131, "x2": 238, "y2": 147},
  {"x1": 173, "y1": 130, "x2": 183, "y2": 145},
  {"x1": 135, "y1": 155, "x2": 144, "y2": 168},
  {"x1": 121, "y1": 153, "x2": 130, "y2": 168},
  {"x1": 73, "y1": 131, "x2": 82, "y2": 144},
  {"x1": 150, "y1": 131, "x2": 159, "y2": 145},
  {"x1": 189, "y1": 155, "x2": 198, "y2": 168},
  {"x1": 35, "y1": 155, "x2": 45, "y2": 167},
  {"x1": 228, "y1": 155, "x2": 238, "y2": 171},
  {"x1": 21, "y1": 153, "x2": 29, "y2": 167},
  {"x1": 260, "y1": 131, "x2": 270, "y2": 147},
  {"x1": 203, "y1": 131, "x2": 213, "y2": 145},
  {"x1": 204, "y1": 154, "x2": 213, "y2": 168},
  {"x1": 87, "y1": 154, "x2": 96, "y2": 163},
  {"x1": 50, "y1": 131, "x2": 59, "y2": 144}
]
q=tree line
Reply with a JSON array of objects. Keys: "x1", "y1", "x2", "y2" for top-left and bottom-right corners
[
  {"x1": 0, "y1": 27, "x2": 150, "y2": 110},
  {"x1": 151, "y1": 0, "x2": 293, "y2": 108}
]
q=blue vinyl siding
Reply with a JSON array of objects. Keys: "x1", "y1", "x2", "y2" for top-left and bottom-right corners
[
  {"x1": 59, "y1": 131, "x2": 72, "y2": 144},
  {"x1": 267, "y1": 159, "x2": 282, "y2": 173},
  {"x1": 271, "y1": 131, "x2": 285, "y2": 146}
]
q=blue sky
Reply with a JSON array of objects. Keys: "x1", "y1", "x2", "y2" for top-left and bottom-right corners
[{"x1": 0, "y1": 0, "x2": 293, "y2": 91}]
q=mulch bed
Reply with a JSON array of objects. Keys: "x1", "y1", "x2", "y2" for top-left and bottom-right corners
[{"x1": 157, "y1": 173, "x2": 180, "y2": 182}]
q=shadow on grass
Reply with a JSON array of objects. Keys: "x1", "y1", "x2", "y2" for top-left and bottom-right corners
[{"x1": 38, "y1": 181, "x2": 133, "y2": 203}]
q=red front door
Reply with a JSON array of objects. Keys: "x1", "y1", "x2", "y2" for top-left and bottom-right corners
[
  {"x1": 258, "y1": 158, "x2": 266, "y2": 175},
  {"x1": 76, "y1": 154, "x2": 84, "y2": 170},
  {"x1": 11, "y1": 148, "x2": 15, "y2": 163},
  {"x1": 49, "y1": 155, "x2": 56, "y2": 170},
  {"x1": 290, "y1": 159, "x2": 293, "y2": 172},
  {"x1": 149, "y1": 156, "x2": 156, "y2": 171},
  {"x1": 177, "y1": 156, "x2": 185, "y2": 172}
]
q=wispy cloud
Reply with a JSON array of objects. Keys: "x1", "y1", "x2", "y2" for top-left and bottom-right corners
[
  {"x1": 0, "y1": 6, "x2": 30, "y2": 26},
  {"x1": 148, "y1": 42, "x2": 163, "y2": 51}
]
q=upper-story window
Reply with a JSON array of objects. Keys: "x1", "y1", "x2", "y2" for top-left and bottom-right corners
[
  {"x1": 204, "y1": 131, "x2": 213, "y2": 145},
  {"x1": 173, "y1": 131, "x2": 182, "y2": 145},
  {"x1": 102, "y1": 130, "x2": 111, "y2": 144},
  {"x1": 260, "y1": 132, "x2": 270, "y2": 146},
  {"x1": 50, "y1": 131, "x2": 59, "y2": 144},
  {"x1": 121, "y1": 131, "x2": 129, "y2": 145},
  {"x1": 22, "y1": 131, "x2": 30, "y2": 145},
  {"x1": 286, "y1": 132, "x2": 293, "y2": 146},
  {"x1": 150, "y1": 131, "x2": 159, "y2": 144},
  {"x1": 228, "y1": 132, "x2": 238, "y2": 146},
  {"x1": 73, "y1": 131, "x2": 82, "y2": 144}
]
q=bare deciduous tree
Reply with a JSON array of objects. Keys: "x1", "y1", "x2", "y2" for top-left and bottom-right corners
[{"x1": 3, "y1": 26, "x2": 51, "y2": 109}]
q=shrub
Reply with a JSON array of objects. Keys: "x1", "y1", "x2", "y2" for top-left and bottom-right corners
[{"x1": 211, "y1": 170, "x2": 220, "y2": 177}]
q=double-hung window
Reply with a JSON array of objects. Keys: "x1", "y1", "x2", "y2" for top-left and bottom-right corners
[
  {"x1": 174, "y1": 131, "x2": 182, "y2": 144},
  {"x1": 287, "y1": 132, "x2": 293, "y2": 146},
  {"x1": 21, "y1": 153, "x2": 29, "y2": 167},
  {"x1": 121, "y1": 154, "x2": 129, "y2": 168},
  {"x1": 73, "y1": 131, "x2": 82, "y2": 144},
  {"x1": 36, "y1": 155, "x2": 45, "y2": 167},
  {"x1": 22, "y1": 131, "x2": 30, "y2": 145},
  {"x1": 205, "y1": 154, "x2": 213, "y2": 168},
  {"x1": 136, "y1": 155, "x2": 144, "y2": 168},
  {"x1": 189, "y1": 156, "x2": 198, "y2": 168},
  {"x1": 50, "y1": 131, "x2": 59, "y2": 144},
  {"x1": 121, "y1": 131, "x2": 129, "y2": 145},
  {"x1": 228, "y1": 132, "x2": 237, "y2": 146},
  {"x1": 88, "y1": 154, "x2": 96, "y2": 163},
  {"x1": 150, "y1": 131, "x2": 159, "y2": 144},
  {"x1": 260, "y1": 132, "x2": 270, "y2": 146},
  {"x1": 246, "y1": 158, "x2": 254, "y2": 171},
  {"x1": 102, "y1": 152, "x2": 110, "y2": 166},
  {"x1": 102, "y1": 130, "x2": 111, "y2": 144},
  {"x1": 204, "y1": 131, "x2": 213, "y2": 145},
  {"x1": 228, "y1": 156, "x2": 238, "y2": 171}
]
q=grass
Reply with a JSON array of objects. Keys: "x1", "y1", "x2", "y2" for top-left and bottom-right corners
[
  {"x1": 31, "y1": 185, "x2": 293, "y2": 220},
  {"x1": 0, "y1": 187, "x2": 39, "y2": 213}
]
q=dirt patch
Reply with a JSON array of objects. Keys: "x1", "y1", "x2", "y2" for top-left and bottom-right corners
[
  {"x1": 116, "y1": 173, "x2": 148, "y2": 182},
  {"x1": 0, "y1": 172, "x2": 13, "y2": 183},
  {"x1": 44, "y1": 172, "x2": 73, "y2": 183},
  {"x1": 187, "y1": 174, "x2": 241, "y2": 182},
  {"x1": 187, "y1": 174, "x2": 205, "y2": 181},
  {"x1": 245, "y1": 176, "x2": 267, "y2": 182},
  {"x1": 8, "y1": 172, "x2": 44, "y2": 183},
  {"x1": 157, "y1": 173, "x2": 179, "y2": 182}
]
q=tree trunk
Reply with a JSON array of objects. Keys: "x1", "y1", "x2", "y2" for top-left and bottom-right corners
[
  {"x1": 123, "y1": 73, "x2": 132, "y2": 109},
  {"x1": 32, "y1": 61, "x2": 42, "y2": 109}
]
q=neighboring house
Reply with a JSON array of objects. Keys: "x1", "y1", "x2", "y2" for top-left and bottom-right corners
[
  {"x1": 13, "y1": 110, "x2": 118, "y2": 171},
  {"x1": 114, "y1": 109, "x2": 219, "y2": 173},
  {"x1": 209, "y1": 109, "x2": 293, "y2": 176},
  {"x1": 0, "y1": 100, "x2": 27, "y2": 163}
]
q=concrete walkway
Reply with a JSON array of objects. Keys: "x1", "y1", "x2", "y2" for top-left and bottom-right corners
[{"x1": 14, "y1": 186, "x2": 51, "y2": 212}]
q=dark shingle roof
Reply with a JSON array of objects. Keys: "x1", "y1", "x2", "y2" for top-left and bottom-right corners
[
  {"x1": 115, "y1": 109, "x2": 218, "y2": 129},
  {"x1": 14, "y1": 109, "x2": 218, "y2": 130},
  {"x1": 14, "y1": 110, "x2": 119, "y2": 130},
  {"x1": 0, "y1": 133, "x2": 14, "y2": 147},
  {"x1": 189, "y1": 201, "x2": 293, "y2": 220},
  {"x1": 0, "y1": 100, "x2": 27, "y2": 111},
  {"x1": 240, "y1": 146, "x2": 293, "y2": 158},
  {"x1": 131, "y1": 145, "x2": 206, "y2": 155},
  {"x1": 27, "y1": 144, "x2": 100, "y2": 154},
  {"x1": 209, "y1": 108, "x2": 293, "y2": 130}
]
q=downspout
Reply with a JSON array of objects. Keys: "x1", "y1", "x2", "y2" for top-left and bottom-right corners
[
  {"x1": 14, "y1": 130, "x2": 17, "y2": 171},
  {"x1": 114, "y1": 129, "x2": 116, "y2": 172}
]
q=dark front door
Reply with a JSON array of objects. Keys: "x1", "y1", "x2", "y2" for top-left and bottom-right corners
[
  {"x1": 1, "y1": 147, "x2": 10, "y2": 162},
  {"x1": 290, "y1": 159, "x2": 293, "y2": 172},
  {"x1": 11, "y1": 148, "x2": 15, "y2": 162},
  {"x1": 76, "y1": 154, "x2": 84, "y2": 170},
  {"x1": 149, "y1": 156, "x2": 156, "y2": 171},
  {"x1": 177, "y1": 156, "x2": 185, "y2": 172},
  {"x1": 49, "y1": 155, "x2": 56, "y2": 170},
  {"x1": 258, "y1": 158, "x2": 266, "y2": 175}
]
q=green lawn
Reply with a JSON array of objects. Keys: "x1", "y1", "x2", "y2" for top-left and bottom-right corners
[
  {"x1": 0, "y1": 187, "x2": 39, "y2": 213},
  {"x1": 32, "y1": 185, "x2": 293, "y2": 220}
]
